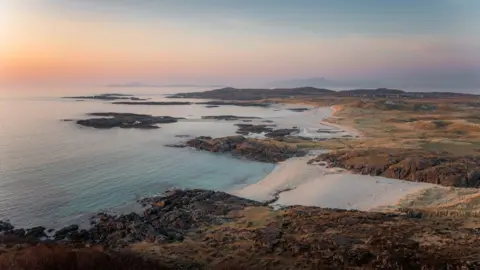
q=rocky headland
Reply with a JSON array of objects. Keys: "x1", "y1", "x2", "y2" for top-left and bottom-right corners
[
  {"x1": 309, "y1": 148, "x2": 480, "y2": 188},
  {"x1": 185, "y1": 135, "x2": 306, "y2": 163}
]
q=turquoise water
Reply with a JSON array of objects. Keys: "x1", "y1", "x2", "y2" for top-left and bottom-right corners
[{"x1": 0, "y1": 87, "x2": 280, "y2": 228}]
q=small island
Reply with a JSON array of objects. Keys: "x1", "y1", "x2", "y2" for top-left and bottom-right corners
[
  {"x1": 75, "y1": 112, "x2": 183, "y2": 129},
  {"x1": 63, "y1": 93, "x2": 148, "y2": 101}
]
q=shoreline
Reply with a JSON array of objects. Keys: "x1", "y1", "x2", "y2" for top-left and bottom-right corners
[
  {"x1": 232, "y1": 103, "x2": 432, "y2": 211},
  {"x1": 232, "y1": 156, "x2": 436, "y2": 211},
  {"x1": 320, "y1": 105, "x2": 363, "y2": 138}
]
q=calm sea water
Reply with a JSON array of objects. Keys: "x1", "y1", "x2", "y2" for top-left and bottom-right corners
[{"x1": 0, "y1": 87, "x2": 287, "y2": 228}]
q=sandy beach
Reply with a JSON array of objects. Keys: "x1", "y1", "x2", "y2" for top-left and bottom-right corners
[
  {"x1": 233, "y1": 105, "x2": 438, "y2": 211},
  {"x1": 233, "y1": 156, "x2": 436, "y2": 211}
]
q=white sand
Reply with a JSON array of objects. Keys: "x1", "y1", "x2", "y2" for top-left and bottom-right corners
[{"x1": 233, "y1": 157, "x2": 436, "y2": 211}]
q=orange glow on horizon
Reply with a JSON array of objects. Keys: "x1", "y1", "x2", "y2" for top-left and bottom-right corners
[{"x1": 2, "y1": 2, "x2": 478, "y2": 85}]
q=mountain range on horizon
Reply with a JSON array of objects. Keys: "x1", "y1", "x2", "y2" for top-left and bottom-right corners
[{"x1": 269, "y1": 71, "x2": 480, "y2": 91}]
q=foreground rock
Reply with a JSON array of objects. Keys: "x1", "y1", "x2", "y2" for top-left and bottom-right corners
[
  {"x1": 76, "y1": 113, "x2": 182, "y2": 129},
  {"x1": 310, "y1": 148, "x2": 480, "y2": 187},
  {"x1": 186, "y1": 135, "x2": 306, "y2": 163},
  {"x1": 1, "y1": 189, "x2": 479, "y2": 269},
  {"x1": 88, "y1": 189, "x2": 263, "y2": 247},
  {"x1": 64, "y1": 93, "x2": 147, "y2": 101}
]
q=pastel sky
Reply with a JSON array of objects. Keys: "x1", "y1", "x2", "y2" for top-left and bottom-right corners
[{"x1": 1, "y1": 0, "x2": 479, "y2": 87}]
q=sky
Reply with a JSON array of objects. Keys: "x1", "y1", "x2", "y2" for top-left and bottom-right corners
[{"x1": 1, "y1": 0, "x2": 480, "y2": 88}]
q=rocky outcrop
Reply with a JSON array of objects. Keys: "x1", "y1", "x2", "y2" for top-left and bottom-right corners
[
  {"x1": 265, "y1": 128, "x2": 300, "y2": 138},
  {"x1": 310, "y1": 148, "x2": 480, "y2": 187},
  {"x1": 288, "y1": 108, "x2": 310, "y2": 112},
  {"x1": 235, "y1": 124, "x2": 274, "y2": 135},
  {"x1": 201, "y1": 115, "x2": 261, "y2": 121},
  {"x1": 76, "y1": 113, "x2": 182, "y2": 129},
  {"x1": 83, "y1": 189, "x2": 264, "y2": 247},
  {"x1": 186, "y1": 136, "x2": 306, "y2": 163}
]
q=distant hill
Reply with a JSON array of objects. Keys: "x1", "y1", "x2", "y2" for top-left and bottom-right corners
[
  {"x1": 168, "y1": 87, "x2": 335, "y2": 100},
  {"x1": 168, "y1": 86, "x2": 476, "y2": 100}
]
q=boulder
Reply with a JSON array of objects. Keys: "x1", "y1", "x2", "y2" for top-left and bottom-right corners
[{"x1": 54, "y1": 225, "x2": 79, "y2": 240}]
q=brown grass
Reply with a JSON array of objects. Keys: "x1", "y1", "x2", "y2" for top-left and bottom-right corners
[{"x1": 0, "y1": 244, "x2": 169, "y2": 270}]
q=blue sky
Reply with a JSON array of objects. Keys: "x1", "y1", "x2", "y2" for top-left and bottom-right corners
[{"x1": 46, "y1": 0, "x2": 479, "y2": 36}]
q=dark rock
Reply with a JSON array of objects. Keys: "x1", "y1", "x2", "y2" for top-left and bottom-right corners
[
  {"x1": 75, "y1": 113, "x2": 182, "y2": 129},
  {"x1": 11, "y1": 228, "x2": 26, "y2": 237},
  {"x1": 55, "y1": 225, "x2": 79, "y2": 240},
  {"x1": 0, "y1": 220, "x2": 14, "y2": 232},
  {"x1": 235, "y1": 124, "x2": 274, "y2": 135},
  {"x1": 67, "y1": 229, "x2": 90, "y2": 241},
  {"x1": 174, "y1": 135, "x2": 191, "y2": 138},
  {"x1": 288, "y1": 108, "x2": 310, "y2": 112},
  {"x1": 265, "y1": 128, "x2": 300, "y2": 138},
  {"x1": 164, "y1": 144, "x2": 188, "y2": 148},
  {"x1": 205, "y1": 105, "x2": 219, "y2": 108},
  {"x1": 406, "y1": 211, "x2": 423, "y2": 219},
  {"x1": 317, "y1": 129, "x2": 342, "y2": 134},
  {"x1": 202, "y1": 115, "x2": 261, "y2": 121},
  {"x1": 186, "y1": 136, "x2": 306, "y2": 163},
  {"x1": 25, "y1": 226, "x2": 46, "y2": 238}
]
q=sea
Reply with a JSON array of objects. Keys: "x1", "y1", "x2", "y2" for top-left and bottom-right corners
[{"x1": 0, "y1": 86, "x2": 291, "y2": 228}]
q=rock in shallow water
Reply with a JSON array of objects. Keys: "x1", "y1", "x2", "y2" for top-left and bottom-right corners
[{"x1": 185, "y1": 135, "x2": 306, "y2": 163}]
